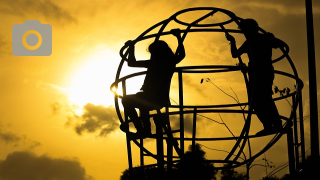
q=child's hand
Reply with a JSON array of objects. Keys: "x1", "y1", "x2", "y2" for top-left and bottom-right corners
[
  {"x1": 125, "y1": 40, "x2": 134, "y2": 46},
  {"x1": 170, "y1": 28, "x2": 181, "y2": 37},
  {"x1": 226, "y1": 34, "x2": 235, "y2": 43}
]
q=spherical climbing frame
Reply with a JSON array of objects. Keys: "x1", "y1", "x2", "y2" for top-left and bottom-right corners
[{"x1": 111, "y1": 7, "x2": 305, "y2": 178}]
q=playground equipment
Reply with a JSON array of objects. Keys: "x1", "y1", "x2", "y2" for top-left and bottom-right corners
[{"x1": 111, "y1": 7, "x2": 305, "y2": 179}]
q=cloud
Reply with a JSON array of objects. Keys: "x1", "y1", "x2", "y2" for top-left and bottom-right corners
[
  {"x1": 0, "y1": 35, "x2": 9, "y2": 56},
  {"x1": 0, "y1": 0, "x2": 77, "y2": 24},
  {"x1": 183, "y1": 74, "x2": 206, "y2": 95},
  {"x1": 50, "y1": 101, "x2": 62, "y2": 115},
  {"x1": 0, "y1": 132, "x2": 20, "y2": 144},
  {"x1": 170, "y1": 114, "x2": 201, "y2": 135},
  {"x1": 0, "y1": 130, "x2": 41, "y2": 149},
  {"x1": 0, "y1": 151, "x2": 93, "y2": 180},
  {"x1": 70, "y1": 103, "x2": 120, "y2": 137},
  {"x1": 227, "y1": 0, "x2": 320, "y2": 15}
]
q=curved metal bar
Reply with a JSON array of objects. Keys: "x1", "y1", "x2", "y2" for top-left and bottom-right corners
[
  {"x1": 126, "y1": 29, "x2": 242, "y2": 43},
  {"x1": 111, "y1": 6, "x2": 303, "y2": 172}
]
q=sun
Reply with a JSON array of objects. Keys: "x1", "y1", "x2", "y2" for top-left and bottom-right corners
[
  {"x1": 66, "y1": 45, "x2": 149, "y2": 115},
  {"x1": 66, "y1": 47, "x2": 120, "y2": 113}
]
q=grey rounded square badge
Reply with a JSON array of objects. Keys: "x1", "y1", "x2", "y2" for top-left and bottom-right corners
[{"x1": 12, "y1": 20, "x2": 52, "y2": 56}]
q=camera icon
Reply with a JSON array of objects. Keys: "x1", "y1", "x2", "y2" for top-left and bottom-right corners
[{"x1": 12, "y1": 20, "x2": 52, "y2": 56}]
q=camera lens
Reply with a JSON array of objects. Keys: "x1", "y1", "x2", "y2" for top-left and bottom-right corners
[
  {"x1": 22, "y1": 30, "x2": 42, "y2": 50},
  {"x1": 26, "y1": 34, "x2": 38, "y2": 46}
]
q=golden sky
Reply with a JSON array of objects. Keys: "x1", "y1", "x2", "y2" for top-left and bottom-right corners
[{"x1": 0, "y1": 0, "x2": 320, "y2": 179}]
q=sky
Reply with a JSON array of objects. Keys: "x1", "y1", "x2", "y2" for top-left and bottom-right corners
[{"x1": 0, "y1": 0, "x2": 320, "y2": 179}]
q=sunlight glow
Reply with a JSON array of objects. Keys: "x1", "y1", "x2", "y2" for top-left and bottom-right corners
[{"x1": 67, "y1": 46, "x2": 119, "y2": 109}]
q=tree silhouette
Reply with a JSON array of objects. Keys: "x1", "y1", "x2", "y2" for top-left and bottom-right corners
[
  {"x1": 120, "y1": 143, "x2": 217, "y2": 180},
  {"x1": 220, "y1": 164, "x2": 246, "y2": 180},
  {"x1": 261, "y1": 176, "x2": 279, "y2": 180},
  {"x1": 120, "y1": 166, "x2": 165, "y2": 180},
  {"x1": 178, "y1": 144, "x2": 217, "y2": 180},
  {"x1": 263, "y1": 155, "x2": 320, "y2": 180},
  {"x1": 279, "y1": 174, "x2": 291, "y2": 180},
  {"x1": 297, "y1": 155, "x2": 320, "y2": 179}
]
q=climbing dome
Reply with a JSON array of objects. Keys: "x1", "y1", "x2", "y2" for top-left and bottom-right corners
[{"x1": 111, "y1": 7, "x2": 304, "y2": 177}]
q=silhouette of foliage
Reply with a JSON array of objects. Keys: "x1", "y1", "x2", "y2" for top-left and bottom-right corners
[
  {"x1": 264, "y1": 155, "x2": 320, "y2": 180},
  {"x1": 220, "y1": 164, "x2": 246, "y2": 180},
  {"x1": 295, "y1": 155, "x2": 320, "y2": 179},
  {"x1": 273, "y1": 86, "x2": 291, "y2": 97},
  {"x1": 279, "y1": 174, "x2": 291, "y2": 180},
  {"x1": 262, "y1": 176, "x2": 280, "y2": 180},
  {"x1": 120, "y1": 143, "x2": 217, "y2": 180},
  {"x1": 120, "y1": 166, "x2": 173, "y2": 180},
  {"x1": 178, "y1": 144, "x2": 217, "y2": 180}
]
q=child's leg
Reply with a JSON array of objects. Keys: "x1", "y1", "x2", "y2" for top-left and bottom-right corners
[
  {"x1": 253, "y1": 94, "x2": 281, "y2": 131},
  {"x1": 251, "y1": 70, "x2": 281, "y2": 130},
  {"x1": 267, "y1": 99, "x2": 282, "y2": 130},
  {"x1": 122, "y1": 95, "x2": 144, "y2": 132},
  {"x1": 140, "y1": 108, "x2": 152, "y2": 135}
]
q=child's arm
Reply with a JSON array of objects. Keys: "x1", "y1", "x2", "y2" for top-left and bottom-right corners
[
  {"x1": 171, "y1": 29, "x2": 185, "y2": 63},
  {"x1": 226, "y1": 34, "x2": 246, "y2": 58},
  {"x1": 268, "y1": 33, "x2": 286, "y2": 49},
  {"x1": 125, "y1": 41, "x2": 149, "y2": 68}
]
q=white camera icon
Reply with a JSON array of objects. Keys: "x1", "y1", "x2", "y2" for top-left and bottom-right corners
[{"x1": 12, "y1": 20, "x2": 52, "y2": 56}]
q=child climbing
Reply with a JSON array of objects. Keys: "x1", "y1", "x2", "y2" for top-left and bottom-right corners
[
  {"x1": 121, "y1": 28, "x2": 185, "y2": 138},
  {"x1": 226, "y1": 19, "x2": 284, "y2": 136}
]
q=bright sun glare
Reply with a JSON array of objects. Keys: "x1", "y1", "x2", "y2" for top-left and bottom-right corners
[
  {"x1": 66, "y1": 47, "x2": 120, "y2": 114},
  {"x1": 66, "y1": 45, "x2": 148, "y2": 115}
]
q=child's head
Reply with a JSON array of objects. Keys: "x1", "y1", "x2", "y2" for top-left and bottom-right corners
[
  {"x1": 238, "y1": 19, "x2": 259, "y2": 35},
  {"x1": 148, "y1": 40, "x2": 174, "y2": 58}
]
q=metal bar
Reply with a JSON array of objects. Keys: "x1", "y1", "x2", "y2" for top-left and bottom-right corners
[
  {"x1": 122, "y1": 81, "x2": 133, "y2": 172},
  {"x1": 298, "y1": 90, "x2": 306, "y2": 163},
  {"x1": 305, "y1": 0, "x2": 319, "y2": 158},
  {"x1": 292, "y1": 96, "x2": 300, "y2": 170},
  {"x1": 140, "y1": 138, "x2": 144, "y2": 166},
  {"x1": 166, "y1": 106, "x2": 173, "y2": 180},
  {"x1": 178, "y1": 70, "x2": 184, "y2": 155},
  {"x1": 140, "y1": 110, "x2": 146, "y2": 166},
  {"x1": 192, "y1": 108, "x2": 197, "y2": 153},
  {"x1": 287, "y1": 127, "x2": 296, "y2": 175},
  {"x1": 181, "y1": 10, "x2": 217, "y2": 41},
  {"x1": 155, "y1": 113, "x2": 164, "y2": 179}
]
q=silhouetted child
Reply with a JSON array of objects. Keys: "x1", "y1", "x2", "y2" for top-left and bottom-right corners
[
  {"x1": 226, "y1": 19, "x2": 283, "y2": 135},
  {"x1": 121, "y1": 29, "x2": 185, "y2": 138}
]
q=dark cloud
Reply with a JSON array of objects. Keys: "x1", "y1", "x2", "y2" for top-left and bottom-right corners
[
  {"x1": 50, "y1": 101, "x2": 62, "y2": 115},
  {"x1": 0, "y1": 0, "x2": 76, "y2": 24},
  {"x1": 0, "y1": 132, "x2": 20, "y2": 144},
  {"x1": 0, "y1": 151, "x2": 93, "y2": 180},
  {"x1": 0, "y1": 35, "x2": 9, "y2": 56},
  {"x1": 170, "y1": 114, "x2": 200, "y2": 135},
  {"x1": 28, "y1": 141, "x2": 41, "y2": 149},
  {"x1": 71, "y1": 103, "x2": 120, "y2": 137},
  {"x1": 0, "y1": 131, "x2": 41, "y2": 149}
]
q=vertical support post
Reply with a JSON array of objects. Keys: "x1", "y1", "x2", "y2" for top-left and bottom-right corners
[
  {"x1": 122, "y1": 81, "x2": 133, "y2": 174},
  {"x1": 166, "y1": 106, "x2": 173, "y2": 179},
  {"x1": 178, "y1": 70, "x2": 185, "y2": 179},
  {"x1": 155, "y1": 114, "x2": 164, "y2": 179},
  {"x1": 292, "y1": 96, "x2": 300, "y2": 170},
  {"x1": 298, "y1": 90, "x2": 306, "y2": 163},
  {"x1": 305, "y1": 0, "x2": 319, "y2": 158},
  {"x1": 140, "y1": 138, "x2": 144, "y2": 166},
  {"x1": 140, "y1": 112, "x2": 144, "y2": 166},
  {"x1": 287, "y1": 127, "x2": 296, "y2": 174},
  {"x1": 192, "y1": 108, "x2": 197, "y2": 153},
  {"x1": 178, "y1": 70, "x2": 184, "y2": 155}
]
